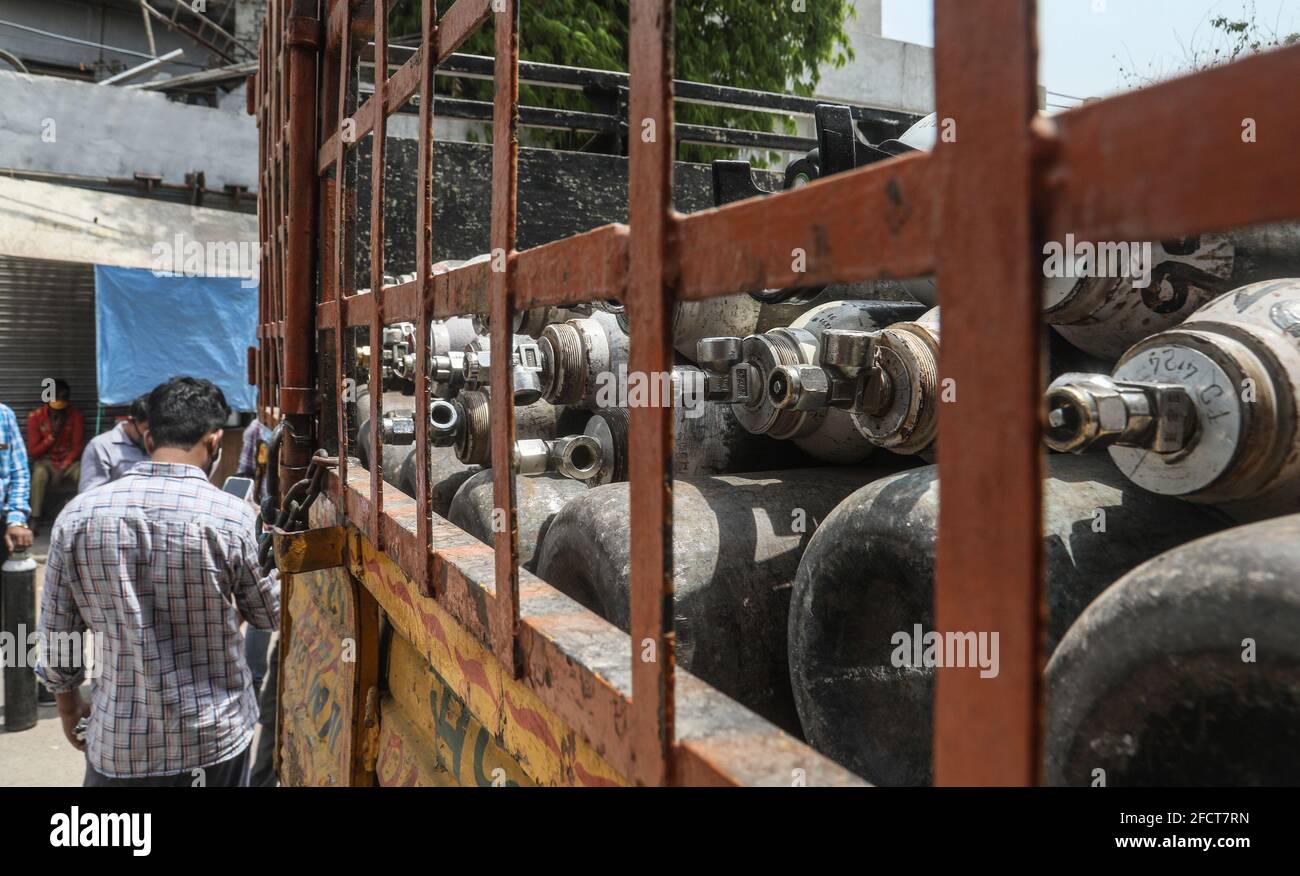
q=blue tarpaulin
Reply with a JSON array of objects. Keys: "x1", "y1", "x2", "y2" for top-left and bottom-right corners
[{"x1": 94, "y1": 265, "x2": 258, "y2": 410}]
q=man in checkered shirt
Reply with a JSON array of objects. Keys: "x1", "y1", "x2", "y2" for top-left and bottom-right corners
[{"x1": 37, "y1": 377, "x2": 280, "y2": 787}]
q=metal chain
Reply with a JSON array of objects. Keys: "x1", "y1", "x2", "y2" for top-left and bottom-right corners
[{"x1": 257, "y1": 449, "x2": 338, "y2": 574}]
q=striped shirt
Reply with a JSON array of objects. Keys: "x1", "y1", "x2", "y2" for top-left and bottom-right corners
[
  {"x1": 0, "y1": 403, "x2": 30, "y2": 527},
  {"x1": 37, "y1": 462, "x2": 280, "y2": 778}
]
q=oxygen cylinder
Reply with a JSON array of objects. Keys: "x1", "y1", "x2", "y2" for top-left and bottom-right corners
[
  {"x1": 534, "y1": 464, "x2": 915, "y2": 734},
  {"x1": 1045, "y1": 278, "x2": 1300, "y2": 521},
  {"x1": 787, "y1": 454, "x2": 1230, "y2": 785},
  {"x1": 696, "y1": 299, "x2": 929, "y2": 463},
  {"x1": 429, "y1": 316, "x2": 482, "y2": 361},
  {"x1": 745, "y1": 307, "x2": 1109, "y2": 459},
  {"x1": 572, "y1": 364, "x2": 802, "y2": 486},
  {"x1": 429, "y1": 392, "x2": 587, "y2": 468},
  {"x1": 673, "y1": 296, "x2": 763, "y2": 363},
  {"x1": 1047, "y1": 513, "x2": 1300, "y2": 786},
  {"x1": 536, "y1": 311, "x2": 629, "y2": 408},
  {"x1": 354, "y1": 385, "x2": 417, "y2": 490},
  {"x1": 395, "y1": 446, "x2": 480, "y2": 518},
  {"x1": 447, "y1": 470, "x2": 590, "y2": 570},
  {"x1": 2, "y1": 550, "x2": 38, "y2": 732},
  {"x1": 1045, "y1": 224, "x2": 1300, "y2": 360}
]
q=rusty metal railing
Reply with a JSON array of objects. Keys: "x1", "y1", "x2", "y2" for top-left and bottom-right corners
[{"x1": 253, "y1": 0, "x2": 1300, "y2": 785}]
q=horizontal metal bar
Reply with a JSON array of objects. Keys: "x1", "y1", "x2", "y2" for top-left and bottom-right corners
[
  {"x1": 385, "y1": 49, "x2": 421, "y2": 113},
  {"x1": 432, "y1": 96, "x2": 622, "y2": 134},
  {"x1": 352, "y1": 85, "x2": 819, "y2": 152},
  {"x1": 321, "y1": 468, "x2": 864, "y2": 786},
  {"x1": 319, "y1": 223, "x2": 628, "y2": 329},
  {"x1": 377, "y1": 48, "x2": 920, "y2": 132},
  {"x1": 514, "y1": 223, "x2": 628, "y2": 309},
  {"x1": 1043, "y1": 42, "x2": 1300, "y2": 243},
  {"x1": 675, "y1": 150, "x2": 937, "y2": 300},
  {"x1": 434, "y1": 0, "x2": 493, "y2": 62},
  {"x1": 675, "y1": 122, "x2": 814, "y2": 153}
]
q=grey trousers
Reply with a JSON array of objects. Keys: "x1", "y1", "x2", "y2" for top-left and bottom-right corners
[
  {"x1": 83, "y1": 744, "x2": 251, "y2": 788},
  {"x1": 248, "y1": 640, "x2": 279, "y2": 787}
]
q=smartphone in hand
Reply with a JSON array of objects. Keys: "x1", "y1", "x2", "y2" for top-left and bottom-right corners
[{"x1": 222, "y1": 476, "x2": 255, "y2": 502}]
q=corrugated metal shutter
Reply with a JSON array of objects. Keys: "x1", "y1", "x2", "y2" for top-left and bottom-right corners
[{"x1": 0, "y1": 255, "x2": 104, "y2": 437}]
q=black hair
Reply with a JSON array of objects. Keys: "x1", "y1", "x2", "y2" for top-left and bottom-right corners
[
  {"x1": 146, "y1": 377, "x2": 231, "y2": 449},
  {"x1": 53, "y1": 379, "x2": 70, "y2": 400},
  {"x1": 129, "y1": 393, "x2": 150, "y2": 424}
]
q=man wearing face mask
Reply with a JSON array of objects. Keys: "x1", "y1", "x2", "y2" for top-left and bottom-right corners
[
  {"x1": 27, "y1": 378, "x2": 85, "y2": 529},
  {"x1": 36, "y1": 376, "x2": 279, "y2": 787},
  {"x1": 78, "y1": 393, "x2": 151, "y2": 493}
]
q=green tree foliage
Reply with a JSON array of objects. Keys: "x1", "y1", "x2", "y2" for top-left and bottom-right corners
[{"x1": 388, "y1": 1, "x2": 853, "y2": 162}]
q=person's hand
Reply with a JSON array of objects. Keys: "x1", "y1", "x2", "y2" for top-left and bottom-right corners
[
  {"x1": 4, "y1": 523, "x2": 33, "y2": 551},
  {"x1": 58, "y1": 694, "x2": 91, "y2": 751}
]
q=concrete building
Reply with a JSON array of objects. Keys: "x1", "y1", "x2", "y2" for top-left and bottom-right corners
[
  {"x1": 816, "y1": 0, "x2": 934, "y2": 113},
  {"x1": 0, "y1": 0, "x2": 260, "y2": 83}
]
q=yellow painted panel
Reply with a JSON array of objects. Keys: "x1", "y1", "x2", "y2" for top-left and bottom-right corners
[
  {"x1": 387, "y1": 634, "x2": 534, "y2": 787},
  {"x1": 349, "y1": 528, "x2": 627, "y2": 787},
  {"x1": 375, "y1": 695, "x2": 456, "y2": 787},
  {"x1": 279, "y1": 567, "x2": 356, "y2": 786}
]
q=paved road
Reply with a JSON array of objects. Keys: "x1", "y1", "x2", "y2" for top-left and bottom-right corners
[{"x1": 0, "y1": 530, "x2": 87, "y2": 786}]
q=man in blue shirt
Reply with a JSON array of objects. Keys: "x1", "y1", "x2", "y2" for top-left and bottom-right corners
[
  {"x1": 0, "y1": 402, "x2": 33, "y2": 554},
  {"x1": 79, "y1": 394, "x2": 150, "y2": 493}
]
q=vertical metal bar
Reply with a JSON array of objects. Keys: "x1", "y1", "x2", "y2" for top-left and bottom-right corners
[
  {"x1": 488, "y1": 0, "x2": 521, "y2": 674},
  {"x1": 413, "y1": 0, "x2": 437, "y2": 592},
  {"x1": 256, "y1": 27, "x2": 268, "y2": 426},
  {"x1": 626, "y1": 0, "x2": 675, "y2": 787},
  {"x1": 281, "y1": 0, "x2": 321, "y2": 493},
  {"x1": 368, "y1": 0, "x2": 388, "y2": 546},
  {"x1": 332, "y1": 0, "x2": 352, "y2": 501},
  {"x1": 932, "y1": 0, "x2": 1044, "y2": 786}
]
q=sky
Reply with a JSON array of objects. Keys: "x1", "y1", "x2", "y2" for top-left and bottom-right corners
[{"x1": 882, "y1": 0, "x2": 1300, "y2": 105}]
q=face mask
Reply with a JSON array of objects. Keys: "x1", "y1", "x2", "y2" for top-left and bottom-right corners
[{"x1": 49, "y1": 400, "x2": 68, "y2": 410}]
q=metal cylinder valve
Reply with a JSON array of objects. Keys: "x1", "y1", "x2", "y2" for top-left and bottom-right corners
[{"x1": 1043, "y1": 278, "x2": 1300, "y2": 519}]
